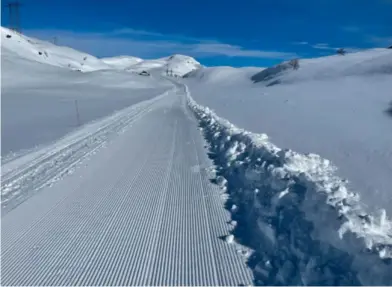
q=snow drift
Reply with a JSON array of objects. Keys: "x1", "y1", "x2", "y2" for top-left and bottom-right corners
[{"x1": 186, "y1": 87, "x2": 392, "y2": 285}]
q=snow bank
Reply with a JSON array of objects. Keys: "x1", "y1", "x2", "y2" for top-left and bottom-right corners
[{"x1": 186, "y1": 88, "x2": 392, "y2": 285}]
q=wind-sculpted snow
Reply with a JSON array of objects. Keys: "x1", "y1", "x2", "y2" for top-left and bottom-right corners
[{"x1": 187, "y1": 87, "x2": 392, "y2": 285}]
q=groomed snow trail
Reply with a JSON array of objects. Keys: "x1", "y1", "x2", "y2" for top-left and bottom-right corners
[{"x1": 1, "y1": 87, "x2": 253, "y2": 286}]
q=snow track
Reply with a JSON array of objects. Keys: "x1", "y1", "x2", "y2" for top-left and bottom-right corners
[
  {"x1": 1, "y1": 87, "x2": 253, "y2": 286},
  {"x1": 1, "y1": 91, "x2": 169, "y2": 214}
]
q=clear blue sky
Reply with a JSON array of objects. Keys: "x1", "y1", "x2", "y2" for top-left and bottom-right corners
[{"x1": 2, "y1": 0, "x2": 392, "y2": 67}]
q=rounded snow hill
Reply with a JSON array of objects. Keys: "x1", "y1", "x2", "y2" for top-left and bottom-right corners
[
  {"x1": 127, "y1": 54, "x2": 202, "y2": 77},
  {"x1": 184, "y1": 66, "x2": 262, "y2": 85}
]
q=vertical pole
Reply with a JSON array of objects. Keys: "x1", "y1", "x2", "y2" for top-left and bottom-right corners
[
  {"x1": 16, "y1": 2, "x2": 20, "y2": 32},
  {"x1": 6, "y1": 1, "x2": 21, "y2": 33},
  {"x1": 75, "y1": 100, "x2": 81, "y2": 126}
]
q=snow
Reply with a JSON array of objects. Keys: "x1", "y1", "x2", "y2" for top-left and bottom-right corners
[
  {"x1": 1, "y1": 91, "x2": 171, "y2": 211},
  {"x1": 187, "y1": 89, "x2": 392, "y2": 285},
  {"x1": 1, "y1": 27, "x2": 172, "y2": 158},
  {"x1": 101, "y1": 55, "x2": 143, "y2": 69},
  {"x1": 1, "y1": 27, "x2": 110, "y2": 72},
  {"x1": 251, "y1": 48, "x2": 392, "y2": 85},
  {"x1": 226, "y1": 235, "x2": 235, "y2": 244},
  {"x1": 3, "y1": 26, "x2": 392, "y2": 285},
  {"x1": 184, "y1": 66, "x2": 261, "y2": 85},
  {"x1": 184, "y1": 49, "x2": 392, "y2": 216},
  {"x1": 183, "y1": 50, "x2": 392, "y2": 282},
  {"x1": 127, "y1": 54, "x2": 202, "y2": 77},
  {"x1": 1, "y1": 83, "x2": 254, "y2": 286}
]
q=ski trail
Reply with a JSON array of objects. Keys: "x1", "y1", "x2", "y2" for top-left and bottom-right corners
[
  {"x1": 1, "y1": 87, "x2": 253, "y2": 286},
  {"x1": 143, "y1": 119, "x2": 177, "y2": 285},
  {"x1": 1, "y1": 91, "x2": 169, "y2": 214}
]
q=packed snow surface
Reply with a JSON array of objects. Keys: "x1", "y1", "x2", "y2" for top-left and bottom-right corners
[{"x1": 1, "y1": 85, "x2": 254, "y2": 286}]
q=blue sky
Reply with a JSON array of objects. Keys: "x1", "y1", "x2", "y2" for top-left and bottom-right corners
[{"x1": 2, "y1": 0, "x2": 392, "y2": 67}]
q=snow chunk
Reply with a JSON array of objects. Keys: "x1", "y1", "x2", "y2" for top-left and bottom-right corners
[{"x1": 226, "y1": 235, "x2": 235, "y2": 244}]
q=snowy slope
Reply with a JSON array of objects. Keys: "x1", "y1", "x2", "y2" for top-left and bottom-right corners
[
  {"x1": 1, "y1": 27, "x2": 110, "y2": 72},
  {"x1": 251, "y1": 48, "x2": 392, "y2": 85},
  {"x1": 127, "y1": 54, "x2": 202, "y2": 77},
  {"x1": 1, "y1": 29, "x2": 172, "y2": 158},
  {"x1": 184, "y1": 66, "x2": 262, "y2": 85},
  {"x1": 101, "y1": 55, "x2": 143, "y2": 69},
  {"x1": 184, "y1": 48, "x2": 392, "y2": 216}
]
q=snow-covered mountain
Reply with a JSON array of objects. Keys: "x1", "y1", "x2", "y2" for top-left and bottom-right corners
[
  {"x1": 1, "y1": 27, "x2": 110, "y2": 72},
  {"x1": 1, "y1": 27, "x2": 201, "y2": 76},
  {"x1": 126, "y1": 54, "x2": 202, "y2": 77},
  {"x1": 1, "y1": 26, "x2": 172, "y2": 156}
]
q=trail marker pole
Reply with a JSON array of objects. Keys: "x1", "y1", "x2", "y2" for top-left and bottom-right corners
[{"x1": 75, "y1": 100, "x2": 81, "y2": 126}]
